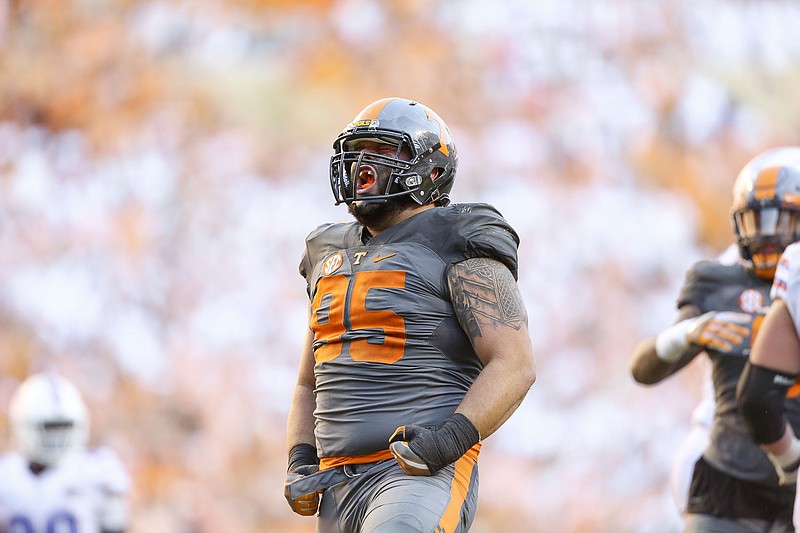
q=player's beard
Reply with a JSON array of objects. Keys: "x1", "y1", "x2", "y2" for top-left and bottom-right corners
[
  {"x1": 348, "y1": 195, "x2": 418, "y2": 229},
  {"x1": 348, "y1": 164, "x2": 418, "y2": 229}
]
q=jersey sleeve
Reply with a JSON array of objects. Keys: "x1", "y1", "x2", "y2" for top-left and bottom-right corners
[
  {"x1": 452, "y1": 203, "x2": 520, "y2": 280},
  {"x1": 772, "y1": 241, "x2": 800, "y2": 329},
  {"x1": 298, "y1": 222, "x2": 361, "y2": 295},
  {"x1": 676, "y1": 260, "x2": 718, "y2": 311},
  {"x1": 299, "y1": 223, "x2": 332, "y2": 291}
]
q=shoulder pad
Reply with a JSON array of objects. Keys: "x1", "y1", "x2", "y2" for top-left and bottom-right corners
[
  {"x1": 448, "y1": 203, "x2": 520, "y2": 280},
  {"x1": 677, "y1": 260, "x2": 743, "y2": 309},
  {"x1": 299, "y1": 222, "x2": 361, "y2": 281}
]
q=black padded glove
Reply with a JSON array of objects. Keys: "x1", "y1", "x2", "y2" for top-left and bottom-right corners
[{"x1": 388, "y1": 414, "x2": 480, "y2": 476}]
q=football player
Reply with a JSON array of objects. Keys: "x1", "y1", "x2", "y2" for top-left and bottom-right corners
[
  {"x1": 631, "y1": 147, "x2": 800, "y2": 532},
  {"x1": 738, "y1": 182, "x2": 800, "y2": 530},
  {"x1": 284, "y1": 97, "x2": 536, "y2": 532},
  {"x1": 0, "y1": 372, "x2": 130, "y2": 533}
]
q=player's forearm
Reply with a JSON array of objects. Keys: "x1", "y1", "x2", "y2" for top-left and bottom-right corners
[
  {"x1": 286, "y1": 383, "x2": 316, "y2": 449},
  {"x1": 630, "y1": 337, "x2": 698, "y2": 384},
  {"x1": 287, "y1": 326, "x2": 318, "y2": 450},
  {"x1": 749, "y1": 300, "x2": 800, "y2": 374},
  {"x1": 457, "y1": 345, "x2": 535, "y2": 439}
]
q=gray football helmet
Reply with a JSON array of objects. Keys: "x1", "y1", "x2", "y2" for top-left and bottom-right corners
[{"x1": 329, "y1": 97, "x2": 458, "y2": 206}]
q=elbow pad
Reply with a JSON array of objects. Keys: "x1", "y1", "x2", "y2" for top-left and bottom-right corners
[{"x1": 737, "y1": 362, "x2": 799, "y2": 444}]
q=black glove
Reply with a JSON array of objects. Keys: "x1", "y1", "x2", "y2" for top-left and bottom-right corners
[
  {"x1": 284, "y1": 443, "x2": 321, "y2": 516},
  {"x1": 388, "y1": 414, "x2": 480, "y2": 476}
]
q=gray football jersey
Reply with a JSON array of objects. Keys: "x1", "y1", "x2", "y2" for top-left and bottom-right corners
[
  {"x1": 299, "y1": 203, "x2": 519, "y2": 460},
  {"x1": 678, "y1": 260, "x2": 800, "y2": 485}
]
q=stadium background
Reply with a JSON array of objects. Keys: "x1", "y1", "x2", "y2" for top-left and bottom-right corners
[{"x1": 1, "y1": 1, "x2": 799, "y2": 531}]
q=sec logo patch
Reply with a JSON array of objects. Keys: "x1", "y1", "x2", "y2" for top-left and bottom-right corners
[
  {"x1": 322, "y1": 252, "x2": 344, "y2": 276},
  {"x1": 738, "y1": 288, "x2": 764, "y2": 313}
]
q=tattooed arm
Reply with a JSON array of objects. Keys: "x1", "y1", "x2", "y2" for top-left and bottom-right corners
[{"x1": 448, "y1": 257, "x2": 536, "y2": 439}]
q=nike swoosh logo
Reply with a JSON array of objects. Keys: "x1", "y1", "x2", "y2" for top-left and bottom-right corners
[{"x1": 374, "y1": 253, "x2": 397, "y2": 263}]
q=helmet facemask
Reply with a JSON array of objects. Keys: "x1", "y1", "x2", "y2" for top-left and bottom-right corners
[
  {"x1": 18, "y1": 419, "x2": 83, "y2": 467},
  {"x1": 332, "y1": 132, "x2": 419, "y2": 205},
  {"x1": 733, "y1": 205, "x2": 800, "y2": 279},
  {"x1": 9, "y1": 373, "x2": 90, "y2": 468}
]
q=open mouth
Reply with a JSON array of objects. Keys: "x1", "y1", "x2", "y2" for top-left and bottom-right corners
[{"x1": 356, "y1": 165, "x2": 378, "y2": 195}]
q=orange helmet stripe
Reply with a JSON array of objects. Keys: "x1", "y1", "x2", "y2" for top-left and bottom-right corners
[
  {"x1": 754, "y1": 166, "x2": 780, "y2": 201},
  {"x1": 425, "y1": 109, "x2": 450, "y2": 157},
  {"x1": 353, "y1": 98, "x2": 394, "y2": 122}
]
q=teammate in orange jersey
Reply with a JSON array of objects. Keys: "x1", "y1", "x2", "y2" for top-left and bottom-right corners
[
  {"x1": 631, "y1": 147, "x2": 800, "y2": 532},
  {"x1": 284, "y1": 97, "x2": 536, "y2": 532}
]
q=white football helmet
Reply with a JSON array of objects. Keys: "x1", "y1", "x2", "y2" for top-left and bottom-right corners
[{"x1": 8, "y1": 373, "x2": 90, "y2": 467}]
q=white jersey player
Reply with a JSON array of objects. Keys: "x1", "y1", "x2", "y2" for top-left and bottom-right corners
[
  {"x1": 0, "y1": 373, "x2": 130, "y2": 533},
  {"x1": 769, "y1": 240, "x2": 800, "y2": 531},
  {"x1": 773, "y1": 241, "x2": 800, "y2": 325}
]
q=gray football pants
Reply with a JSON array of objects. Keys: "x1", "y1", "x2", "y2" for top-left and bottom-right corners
[{"x1": 317, "y1": 456, "x2": 479, "y2": 533}]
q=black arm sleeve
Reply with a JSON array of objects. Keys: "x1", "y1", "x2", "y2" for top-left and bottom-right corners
[{"x1": 737, "y1": 362, "x2": 799, "y2": 444}]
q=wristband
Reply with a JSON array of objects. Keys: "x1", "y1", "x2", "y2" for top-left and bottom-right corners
[
  {"x1": 287, "y1": 443, "x2": 319, "y2": 474},
  {"x1": 654, "y1": 319, "x2": 692, "y2": 363},
  {"x1": 445, "y1": 413, "x2": 481, "y2": 450},
  {"x1": 424, "y1": 414, "x2": 481, "y2": 472}
]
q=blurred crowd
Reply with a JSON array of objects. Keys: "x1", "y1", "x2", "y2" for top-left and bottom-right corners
[{"x1": 2, "y1": 1, "x2": 800, "y2": 531}]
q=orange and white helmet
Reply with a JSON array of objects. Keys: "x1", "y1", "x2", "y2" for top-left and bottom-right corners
[
  {"x1": 731, "y1": 146, "x2": 800, "y2": 279},
  {"x1": 9, "y1": 373, "x2": 89, "y2": 467}
]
